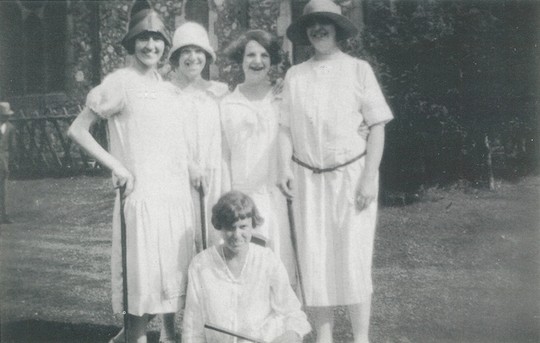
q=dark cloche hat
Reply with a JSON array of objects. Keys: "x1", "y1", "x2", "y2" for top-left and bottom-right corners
[
  {"x1": 121, "y1": 0, "x2": 171, "y2": 50},
  {"x1": 286, "y1": 0, "x2": 358, "y2": 45}
]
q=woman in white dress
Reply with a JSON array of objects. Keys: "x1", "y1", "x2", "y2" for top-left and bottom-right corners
[
  {"x1": 182, "y1": 191, "x2": 311, "y2": 343},
  {"x1": 278, "y1": 1, "x2": 394, "y2": 342},
  {"x1": 168, "y1": 22, "x2": 229, "y2": 249},
  {"x1": 220, "y1": 30, "x2": 296, "y2": 283},
  {"x1": 68, "y1": 1, "x2": 194, "y2": 342}
]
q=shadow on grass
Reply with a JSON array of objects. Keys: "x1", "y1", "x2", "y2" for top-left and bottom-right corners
[{"x1": 1, "y1": 320, "x2": 161, "y2": 343}]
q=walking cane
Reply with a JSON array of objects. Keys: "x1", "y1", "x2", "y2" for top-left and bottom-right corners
[
  {"x1": 286, "y1": 196, "x2": 307, "y2": 305},
  {"x1": 198, "y1": 185, "x2": 207, "y2": 250},
  {"x1": 204, "y1": 323, "x2": 267, "y2": 343},
  {"x1": 119, "y1": 185, "x2": 129, "y2": 343}
]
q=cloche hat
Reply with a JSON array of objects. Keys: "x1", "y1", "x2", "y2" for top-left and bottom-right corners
[
  {"x1": 121, "y1": 0, "x2": 171, "y2": 51},
  {"x1": 0, "y1": 102, "x2": 15, "y2": 116},
  {"x1": 286, "y1": 0, "x2": 358, "y2": 45},
  {"x1": 168, "y1": 22, "x2": 216, "y2": 63}
]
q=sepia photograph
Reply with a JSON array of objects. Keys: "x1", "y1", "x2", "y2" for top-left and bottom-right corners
[{"x1": 0, "y1": 0, "x2": 539, "y2": 342}]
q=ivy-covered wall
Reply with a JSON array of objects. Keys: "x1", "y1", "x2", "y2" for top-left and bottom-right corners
[
  {"x1": 67, "y1": 0, "x2": 360, "y2": 100},
  {"x1": 67, "y1": 1, "x2": 98, "y2": 104}
]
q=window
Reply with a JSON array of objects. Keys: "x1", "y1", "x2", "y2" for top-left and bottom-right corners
[{"x1": 0, "y1": 0, "x2": 66, "y2": 98}]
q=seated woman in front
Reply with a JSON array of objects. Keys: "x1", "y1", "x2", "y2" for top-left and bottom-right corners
[{"x1": 182, "y1": 191, "x2": 311, "y2": 343}]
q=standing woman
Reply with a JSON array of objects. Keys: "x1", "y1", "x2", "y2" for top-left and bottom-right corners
[
  {"x1": 168, "y1": 22, "x2": 229, "y2": 249},
  {"x1": 68, "y1": 1, "x2": 195, "y2": 342},
  {"x1": 220, "y1": 30, "x2": 296, "y2": 283},
  {"x1": 278, "y1": 1, "x2": 393, "y2": 342}
]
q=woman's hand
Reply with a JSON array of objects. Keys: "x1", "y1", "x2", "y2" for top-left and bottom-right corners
[
  {"x1": 270, "y1": 330, "x2": 302, "y2": 343},
  {"x1": 277, "y1": 169, "x2": 294, "y2": 199},
  {"x1": 113, "y1": 165, "x2": 135, "y2": 196},
  {"x1": 355, "y1": 172, "x2": 377, "y2": 212},
  {"x1": 188, "y1": 163, "x2": 208, "y2": 194},
  {"x1": 272, "y1": 77, "x2": 284, "y2": 95},
  {"x1": 358, "y1": 121, "x2": 370, "y2": 140}
]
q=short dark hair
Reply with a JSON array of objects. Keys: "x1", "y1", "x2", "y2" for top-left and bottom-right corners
[
  {"x1": 124, "y1": 31, "x2": 169, "y2": 55},
  {"x1": 225, "y1": 29, "x2": 281, "y2": 65},
  {"x1": 211, "y1": 191, "x2": 264, "y2": 230}
]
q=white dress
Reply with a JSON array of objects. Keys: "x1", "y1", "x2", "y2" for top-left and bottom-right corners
[
  {"x1": 280, "y1": 52, "x2": 393, "y2": 306},
  {"x1": 182, "y1": 244, "x2": 311, "y2": 343},
  {"x1": 220, "y1": 87, "x2": 296, "y2": 282},
  {"x1": 86, "y1": 68, "x2": 195, "y2": 315},
  {"x1": 172, "y1": 81, "x2": 229, "y2": 249}
]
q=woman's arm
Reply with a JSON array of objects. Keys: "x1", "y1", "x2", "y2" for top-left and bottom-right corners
[
  {"x1": 182, "y1": 264, "x2": 206, "y2": 343},
  {"x1": 277, "y1": 126, "x2": 294, "y2": 198},
  {"x1": 269, "y1": 257, "x2": 311, "y2": 341},
  {"x1": 355, "y1": 123, "x2": 386, "y2": 211},
  {"x1": 67, "y1": 108, "x2": 134, "y2": 194}
]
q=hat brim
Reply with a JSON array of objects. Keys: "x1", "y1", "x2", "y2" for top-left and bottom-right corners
[
  {"x1": 286, "y1": 12, "x2": 358, "y2": 45},
  {"x1": 168, "y1": 44, "x2": 216, "y2": 64}
]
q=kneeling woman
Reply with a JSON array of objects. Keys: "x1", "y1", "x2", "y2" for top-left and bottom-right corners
[{"x1": 182, "y1": 191, "x2": 311, "y2": 343}]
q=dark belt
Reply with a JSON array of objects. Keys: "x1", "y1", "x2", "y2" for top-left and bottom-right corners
[{"x1": 292, "y1": 151, "x2": 366, "y2": 174}]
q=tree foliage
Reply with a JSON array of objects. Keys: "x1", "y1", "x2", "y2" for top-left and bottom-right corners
[{"x1": 353, "y1": 0, "x2": 539, "y2": 192}]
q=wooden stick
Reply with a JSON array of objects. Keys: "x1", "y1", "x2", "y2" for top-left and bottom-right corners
[
  {"x1": 204, "y1": 323, "x2": 267, "y2": 343},
  {"x1": 119, "y1": 185, "x2": 129, "y2": 343},
  {"x1": 198, "y1": 185, "x2": 207, "y2": 250},
  {"x1": 287, "y1": 197, "x2": 307, "y2": 305}
]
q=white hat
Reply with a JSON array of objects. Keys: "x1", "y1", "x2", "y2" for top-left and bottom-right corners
[{"x1": 169, "y1": 22, "x2": 216, "y2": 63}]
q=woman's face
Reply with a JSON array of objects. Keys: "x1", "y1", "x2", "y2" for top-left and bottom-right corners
[
  {"x1": 134, "y1": 32, "x2": 165, "y2": 68},
  {"x1": 242, "y1": 40, "x2": 271, "y2": 83},
  {"x1": 221, "y1": 217, "x2": 253, "y2": 255},
  {"x1": 306, "y1": 18, "x2": 338, "y2": 53},
  {"x1": 177, "y1": 45, "x2": 207, "y2": 80}
]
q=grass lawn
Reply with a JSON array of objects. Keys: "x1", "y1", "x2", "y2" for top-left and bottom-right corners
[{"x1": 1, "y1": 175, "x2": 539, "y2": 342}]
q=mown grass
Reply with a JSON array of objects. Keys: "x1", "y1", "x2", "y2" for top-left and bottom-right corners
[{"x1": 1, "y1": 175, "x2": 539, "y2": 342}]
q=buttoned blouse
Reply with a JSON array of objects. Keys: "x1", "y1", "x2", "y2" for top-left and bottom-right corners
[{"x1": 220, "y1": 87, "x2": 280, "y2": 194}]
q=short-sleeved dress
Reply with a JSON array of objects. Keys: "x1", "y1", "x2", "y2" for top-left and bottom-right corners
[
  {"x1": 171, "y1": 81, "x2": 229, "y2": 249},
  {"x1": 220, "y1": 87, "x2": 296, "y2": 282},
  {"x1": 182, "y1": 244, "x2": 311, "y2": 343},
  {"x1": 280, "y1": 52, "x2": 393, "y2": 306},
  {"x1": 86, "y1": 68, "x2": 195, "y2": 315}
]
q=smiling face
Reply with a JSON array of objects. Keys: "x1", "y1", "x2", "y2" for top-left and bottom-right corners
[
  {"x1": 242, "y1": 40, "x2": 271, "y2": 83},
  {"x1": 176, "y1": 45, "x2": 207, "y2": 81},
  {"x1": 221, "y1": 217, "x2": 253, "y2": 256},
  {"x1": 306, "y1": 17, "x2": 338, "y2": 53},
  {"x1": 133, "y1": 32, "x2": 165, "y2": 68}
]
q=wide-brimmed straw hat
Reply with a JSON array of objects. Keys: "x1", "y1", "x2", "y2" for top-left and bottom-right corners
[
  {"x1": 168, "y1": 22, "x2": 216, "y2": 63},
  {"x1": 121, "y1": 0, "x2": 171, "y2": 51},
  {"x1": 0, "y1": 102, "x2": 14, "y2": 116},
  {"x1": 286, "y1": 0, "x2": 358, "y2": 45}
]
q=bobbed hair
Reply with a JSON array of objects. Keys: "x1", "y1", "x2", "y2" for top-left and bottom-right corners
[
  {"x1": 124, "y1": 31, "x2": 170, "y2": 55},
  {"x1": 224, "y1": 29, "x2": 281, "y2": 65},
  {"x1": 211, "y1": 191, "x2": 264, "y2": 230}
]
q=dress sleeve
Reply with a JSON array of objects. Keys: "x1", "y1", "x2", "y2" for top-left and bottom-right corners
[
  {"x1": 85, "y1": 71, "x2": 125, "y2": 119},
  {"x1": 278, "y1": 71, "x2": 293, "y2": 128},
  {"x1": 358, "y1": 61, "x2": 393, "y2": 127},
  {"x1": 182, "y1": 261, "x2": 206, "y2": 343},
  {"x1": 268, "y1": 252, "x2": 311, "y2": 338}
]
